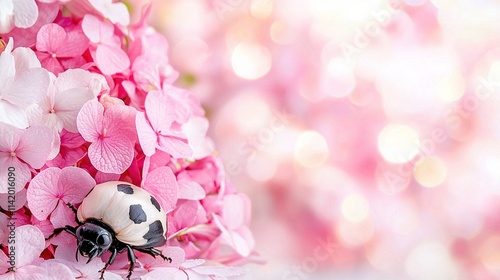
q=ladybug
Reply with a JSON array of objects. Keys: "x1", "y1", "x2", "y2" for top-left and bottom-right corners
[{"x1": 47, "y1": 181, "x2": 171, "y2": 279}]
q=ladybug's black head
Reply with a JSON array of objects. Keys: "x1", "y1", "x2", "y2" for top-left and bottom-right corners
[{"x1": 75, "y1": 222, "x2": 113, "y2": 263}]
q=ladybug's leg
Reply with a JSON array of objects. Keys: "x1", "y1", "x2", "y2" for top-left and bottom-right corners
[
  {"x1": 98, "y1": 247, "x2": 117, "y2": 280},
  {"x1": 65, "y1": 202, "x2": 81, "y2": 225},
  {"x1": 135, "y1": 247, "x2": 172, "y2": 263},
  {"x1": 125, "y1": 245, "x2": 136, "y2": 280},
  {"x1": 46, "y1": 225, "x2": 76, "y2": 241}
]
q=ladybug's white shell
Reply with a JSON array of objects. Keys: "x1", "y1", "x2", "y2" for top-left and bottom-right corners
[{"x1": 77, "y1": 181, "x2": 167, "y2": 247}]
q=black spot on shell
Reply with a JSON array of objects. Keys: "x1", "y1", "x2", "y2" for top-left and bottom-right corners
[
  {"x1": 117, "y1": 184, "x2": 134, "y2": 194},
  {"x1": 150, "y1": 196, "x2": 161, "y2": 212},
  {"x1": 129, "y1": 204, "x2": 147, "y2": 224},
  {"x1": 143, "y1": 220, "x2": 164, "y2": 240}
]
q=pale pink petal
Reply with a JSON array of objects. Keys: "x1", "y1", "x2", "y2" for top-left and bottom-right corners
[
  {"x1": 4, "y1": 68, "x2": 50, "y2": 106},
  {"x1": 50, "y1": 200, "x2": 77, "y2": 228},
  {"x1": 0, "y1": 3, "x2": 15, "y2": 34},
  {"x1": 0, "y1": 122, "x2": 22, "y2": 151},
  {"x1": 190, "y1": 264, "x2": 249, "y2": 278},
  {"x1": 143, "y1": 166, "x2": 178, "y2": 212},
  {"x1": 95, "y1": 44, "x2": 130, "y2": 75},
  {"x1": 144, "y1": 91, "x2": 176, "y2": 132},
  {"x1": 16, "y1": 125, "x2": 53, "y2": 168},
  {"x1": 157, "y1": 135, "x2": 193, "y2": 159},
  {"x1": 0, "y1": 156, "x2": 30, "y2": 193},
  {"x1": 142, "y1": 268, "x2": 187, "y2": 280},
  {"x1": 89, "y1": 0, "x2": 130, "y2": 26},
  {"x1": 54, "y1": 88, "x2": 94, "y2": 132},
  {"x1": 102, "y1": 104, "x2": 137, "y2": 142},
  {"x1": 12, "y1": 46, "x2": 42, "y2": 70},
  {"x1": 12, "y1": 0, "x2": 38, "y2": 28},
  {"x1": 0, "y1": 102, "x2": 30, "y2": 128},
  {"x1": 57, "y1": 166, "x2": 96, "y2": 204},
  {"x1": 88, "y1": 135, "x2": 134, "y2": 174},
  {"x1": 54, "y1": 69, "x2": 92, "y2": 92},
  {"x1": 81, "y1": 14, "x2": 113, "y2": 43},
  {"x1": 136, "y1": 112, "x2": 157, "y2": 156},
  {"x1": 221, "y1": 194, "x2": 251, "y2": 230},
  {"x1": 26, "y1": 167, "x2": 60, "y2": 220},
  {"x1": 36, "y1": 23, "x2": 66, "y2": 53},
  {"x1": 177, "y1": 179, "x2": 206, "y2": 201},
  {"x1": 181, "y1": 259, "x2": 205, "y2": 269},
  {"x1": 76, "y1": 100, "x2": 103, "y2": 142},
  {"x1": 0, "y1": 50, "x2": 15, "y2": 88},
  {"x1": 14, "y1": 225, "x2": 45, "y2": 266},
  {"x1": 40, "y1": 261, "x2": 74, "y2": 280}
]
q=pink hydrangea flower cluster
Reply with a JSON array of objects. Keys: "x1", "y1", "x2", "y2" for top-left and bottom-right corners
[{"x1": 0, "y1": 1, "x2": 256, "y2": 279}]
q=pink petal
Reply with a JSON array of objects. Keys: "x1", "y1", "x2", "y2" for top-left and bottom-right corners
[
  {"x1": 60, "y1": 130, "x2": 86, "y2": 148},
  {"x1": 95, "y1": 44, "x2": 130, "y2": 75},
  {"x1": 12, "y1": 45, "x2": 42, "y2": 70},
  {"x1": 0, "y1": 101, "x2": 30, "y2": 128},
  {"x1": 26, "y1": 167, "x2": 61, "y2": 220},
  {"x1": 81, "y1": 14, "x2": 113, "y2": 43},
  {"x1": 54, "y1": 88, "x2": 94, "y2": 132},
  {"x1": 144, "y1": 91, "x2": 176, "y2": 132},
  {"x1": 14, "y1": 225, "x2": 45, "y2": 266},
  {"x1": 143, "y1": 166, "x2": 178, "y2": 212},
  {"x1": 40, "y1": 55, "x2": 65, "y2": 75},
  {"x1": 50, "y1": 200, "x2": 77, "y2": 228},
  {"x1": 36, "y1": 23, "x2": 67, "y2": 53},
  {"x1": 54, "y1": 69, "x2": 92, "y2": 93},
  {"x1": 76, "y1": 100, "x2": 103, "y2": 142},
  {"x1": 94, "y1": 171, "x2": 120, "y2": 184},
  {"x1": 142, "y1": 268, "x2": 187, "y2": 280},
  {"x1": 16, "y1": 125, "x2": 54, "y2": 168},
  {"x1": 13, "y1": 0, "x2": 38, "y2": 28},
  {"x1": 0, "y1": 49, "x2": 16, "y2": 86},
  {"x1": 102, "y1": 104, "x2": 137, "y2": 142},
  {"x1": 0, "y1": 188, "x2": 26, "y2": 211},
  {"x1": 57, "y1": 166, "x2": 96, "y2": 204},
  {"x1": 57, "y1": 28, "x2": 89, "y2": 57},
  {"x1": 89, "y1": 0, "x2": 130, "y2": 26},
  {"x1": 88, "y1": 135, "x2": 134, "y2": 174},
  {"x1": 177, "y1": 178, "x2": 206, "y2": 200},
  {"x1": 0, "y1": 122, "x2": 22, "y2": 151},
  {"x1": 157, "y1": 135, "x2": 193, "y2": 159},
  {"x1": 136, "y1": 112, "x2": 157, "y2": 157},
  {"x1": 171, "y1": 200, "x2": 198, "y2": 230},
  {"x1": 0, "y1": 156, "x2": 31, "y2": 193},
  {"x1": 222, "y1": 194, "x2": 251, "y2": 230},
  {"x1": 4, "y1": 68, "x2": 50, "y2": 106},
  {"x1": 40, "y1": 261, "x2": 74, "y2": 280}
]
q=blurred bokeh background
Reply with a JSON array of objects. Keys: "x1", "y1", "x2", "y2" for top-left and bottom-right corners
[{"x1": 146, "y1": 0, "x2": 500, "y2": 279}]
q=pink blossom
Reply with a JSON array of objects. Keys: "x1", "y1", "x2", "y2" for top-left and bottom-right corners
[
  {"x1": 37, "y1": 69, "x2": 95, "y2": 132},
  {"x1": 0, "y1": 123, "x2": 53, "y2": 193},
  {"x1": 35, "y1": 23, "x2": 89, "y2": 75},
  {"x1": 0, "y1": 39, "x2": 50, "y2": 128},
  {"x1": 136, "y1": 90, "x2": 192, "y2": 158},
  {"x1": 26, "y1": 166, "x2": 96, "y2": 228},
  {"x1": 0, "y1": 0, "x2": 38, "y2": 34},
  {"x1": 81, "y1": 14, "x2": 130, "y2": 76},
  {"x1": 77, "y1": 100, "x2": 137, "y2": 173}
]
